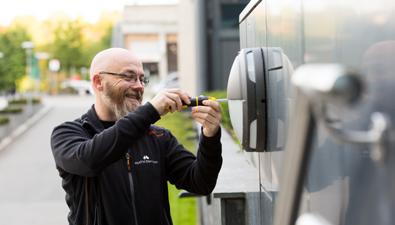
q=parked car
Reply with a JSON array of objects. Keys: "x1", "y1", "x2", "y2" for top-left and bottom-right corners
[
  {"x1": 60, "y1": 80, "x2": 93, "y2": 95},
  {"x1": 150, "y1": 72, "x2": 180, "y2": 94}
]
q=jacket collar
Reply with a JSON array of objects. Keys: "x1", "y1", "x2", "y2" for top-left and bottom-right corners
[{"x1": 81, "y1": 105, "x2": 106, "y2": 134}]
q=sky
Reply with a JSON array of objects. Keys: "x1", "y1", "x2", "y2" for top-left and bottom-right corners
[{"x1": 0, "y1": 0, "x2": 178, "y2": 25}]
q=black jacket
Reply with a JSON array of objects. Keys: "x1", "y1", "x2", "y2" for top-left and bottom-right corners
[{"x1": 50, "y1": 103, "x2": 222, "y2": 225}]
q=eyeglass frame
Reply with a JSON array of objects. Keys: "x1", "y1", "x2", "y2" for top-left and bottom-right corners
[{"x1": 98, "y1": 71, "x2": 149, "y2": 86}]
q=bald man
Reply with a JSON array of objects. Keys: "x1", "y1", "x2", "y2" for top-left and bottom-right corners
[{"x1": 50, "y1": 48, "x2": 222, "y2": 225}]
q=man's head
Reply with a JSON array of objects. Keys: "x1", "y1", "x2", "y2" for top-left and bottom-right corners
[{"x1": 90, "y1": 48, "x2": 146, "y2": 120}]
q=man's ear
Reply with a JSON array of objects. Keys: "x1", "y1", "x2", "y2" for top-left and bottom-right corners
[{"x1": 92, "y1": 74, "x2": 104, "y2": 91}]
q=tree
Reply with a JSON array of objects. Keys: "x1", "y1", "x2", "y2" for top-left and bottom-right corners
[
  {"x1": 82, "y1": 23, "x2": 113, "y2": 71},
  {"x1": 0, "y1": 25, "x2": 31, "y2": 92},
  {"x1": 51, "y1": 20, "x2": 85, "y2": 77}
]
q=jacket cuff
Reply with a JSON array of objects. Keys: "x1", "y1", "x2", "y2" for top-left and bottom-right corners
[
  {"x1": 199, "y1": 127, "x2": 221, "y2": 153},
  {"x1": 135, "y1": 102, "x2": 161, "y2": 124}
]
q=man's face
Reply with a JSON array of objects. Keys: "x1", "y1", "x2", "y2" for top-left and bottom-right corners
[{"x1": 101, "y1": 63, "x2": 145, "y2": 120}]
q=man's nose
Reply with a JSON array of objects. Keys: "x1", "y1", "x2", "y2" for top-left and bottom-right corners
[{"x1": 131, "y1": 79, "x2": 144, "y2": 89}]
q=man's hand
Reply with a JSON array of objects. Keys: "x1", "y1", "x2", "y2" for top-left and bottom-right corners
[
  {"x1": 191, "y1": 100, "x2": 221, "y2": 137},
  {"x1": 149, "y1": 89, "x2": 191, "y2": 116}
]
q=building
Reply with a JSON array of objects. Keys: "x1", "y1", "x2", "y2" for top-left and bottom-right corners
[
  {"x1": 178, "y1": 0, "x2": 248, "y2": 95},
  {"x1": 114, "y1": 0, "x2": 248, "y2": 96},
  {"x1": 112, "y1": 4, "x2": 178, "y2": 83}
]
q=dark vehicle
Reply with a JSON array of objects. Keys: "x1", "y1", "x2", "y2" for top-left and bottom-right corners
[{"x1": 200, "y1": 0, "x2": 395, "y2": 225}]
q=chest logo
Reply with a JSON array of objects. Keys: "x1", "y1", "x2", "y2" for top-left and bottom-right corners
[{"x1": 134, "y1": 155, "x2": 158, "y2": 165}]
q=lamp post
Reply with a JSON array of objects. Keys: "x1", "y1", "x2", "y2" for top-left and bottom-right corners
[
  {"x1": 21, "y1": 41, "x2": 34, "y2": 78},
  {"x1": 21, "y1": 41, "x2": 36, "y2": 101},
  {"x1": 49, "y1": 59, "x2": 60, "y2": 95}
]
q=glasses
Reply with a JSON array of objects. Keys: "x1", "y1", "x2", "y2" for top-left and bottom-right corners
[{"x1": 99, "y1": 71, "x2": 149, "y2": 86}]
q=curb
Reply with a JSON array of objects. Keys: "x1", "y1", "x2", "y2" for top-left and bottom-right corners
[{"x1": 0, "y1": 105, "x2": 53, "y2": 152}]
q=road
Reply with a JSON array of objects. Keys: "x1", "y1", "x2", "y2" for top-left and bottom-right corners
[{"x1": 0, "y1": 95, "x2": 94, "y2": 225}]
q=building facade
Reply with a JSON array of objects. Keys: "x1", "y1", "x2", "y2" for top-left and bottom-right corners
[
  {"x1": 178, "y1": 0, "x2": 248, "y2": 95},
  {"x1": 115, "y1": 1, "x2": 248, "y2": 96},
  {"x1": 112, "y1": 4, "x2": 178, "y2": 82}
]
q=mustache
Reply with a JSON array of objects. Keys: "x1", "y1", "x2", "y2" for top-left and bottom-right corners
[{"x1": 125, "y1": 91, "x2": 142, "y2": 100}]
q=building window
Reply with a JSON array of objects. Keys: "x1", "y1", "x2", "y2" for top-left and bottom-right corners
[
  {"x1": 143, "y1": 62, "x2": 159, "y2": 77},
  {"x1": 221, "y1": 3, "x2": 247, "y2": 29},
  {"x1": 167, "y1": 43, "x2": 178, "y2": 73}
]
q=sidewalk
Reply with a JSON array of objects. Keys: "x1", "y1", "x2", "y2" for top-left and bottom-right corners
[
  {"x1": 0, "y1": 100, "x2": 53, "y2": 152},
  {"x1": 214, "y1": 127, "x2": 260, "y2": 195},
  {"x1": 198, "y1": 127, "x2": 261, "y2": 225}
]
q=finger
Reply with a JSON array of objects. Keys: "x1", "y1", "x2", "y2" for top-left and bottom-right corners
[
  {"x1": 180, "y1": 93, "x2": 191, "y2": 105},
  {"x1": 165, "y1": 92, "x2": 183, "y2": 111},
  {"x1": 194, "y1": 116, "x2": 219, "y2": 132},
  {"x1": 166, "y1": 100, "x2": 176, "y2": 113},
  {"x1": 163, "y1": 95, "x2": 177, "y2": 113},
  {"x1": 193, "y1": 117, "x2": 205, "y2": 126},
  {"x1": 193, "y1": 105, "x2": 219, "y2": 119},
  {"x1": 163, "y1": 106, "x2": 170, "y2": 115},
  {"x1": 202, "y1": 100, "x2": 221, "y2": 112},
  {"x1": 167, "y1": 89, "x2": 190, "y2": 105},
  {"x1": 192, "y1": 113, "x2": 219, "y2": 126},
  {"x1": 192, "y1": 111, "x2": 221, "y2": 126}
]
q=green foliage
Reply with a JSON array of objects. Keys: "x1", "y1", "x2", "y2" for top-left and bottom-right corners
[
  {"x1": 50, "y1": 19, "x2": 113, "y2": 78},
  {"x1": 82, "y1": 24, "x2": 113, "y2": 74},
  {"x1": 51, "y1": 20, "x2": 85, "y2": 76},
  {"x1": 155, "y1": 112, "x2": 197, "y2": 225},
  {"x1": 0, "y1": 16, "x2": 115, "y2": 93},
  {"x1": 32, "y1": 97, "x2": 41, "y2": 104},
  {"x1": 0, "y1": 106, "x2": 23, "y2": 114},
  {"x1": 0, "y1": 25, "x2": 31, "y2": 91},
  {"x1": 8, "y1": 98, "x2": 28, "y2": 105},
  {"x1": 8, "y1": 97, "x2": 41, "y2": 105},
  {"x1": 0, "y1": 116, "x2": 9, "y2": 125},
  {"x1": 168, "y1": 184, "x2": 197, "y2": 225}
]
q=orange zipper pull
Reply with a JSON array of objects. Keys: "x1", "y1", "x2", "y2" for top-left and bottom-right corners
[{"x1": 126, "y1": 153, "x2": 132, "y2": 172}]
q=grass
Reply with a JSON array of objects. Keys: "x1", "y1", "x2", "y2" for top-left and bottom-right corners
[
  {"x1": 203, "y1": 90, "x2": 240, "y2": 144},
  {"x1": 155, "y1": 111, "x2": 197, "y2": 225}
]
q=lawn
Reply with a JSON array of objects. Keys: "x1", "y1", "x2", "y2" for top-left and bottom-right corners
[{"x1": 155, "y1": 111, "x2": 198, "y2": 225}]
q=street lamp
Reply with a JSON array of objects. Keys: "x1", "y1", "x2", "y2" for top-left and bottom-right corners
[
  {"x1": 49, "y1": 59, "x2": 61, "y2": 95},
  {"x1": 21, "y1": 41, "x2": 34, "y2": 77}
]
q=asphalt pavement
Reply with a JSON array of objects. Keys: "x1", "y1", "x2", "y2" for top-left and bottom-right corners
[{"x1": 0, "y1": 95, "x2": 94, "y2": 225}]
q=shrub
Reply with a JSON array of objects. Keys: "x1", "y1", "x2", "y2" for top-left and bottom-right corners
[
  {"x1": 8, "y1": 97, "x2": 41, "y2": 105},
  {"x1": 32, "y1": 98, "x2": 41, "y2": 104},
  {"x1": 0, "y1": 116, "x2": 9, "y2": 125},
  {"x1": 8, "y1": 98, "x2": 28, "y2": 105},
  {"x1": 0, "y1": 106, "x2": 23, "y2": 114}
]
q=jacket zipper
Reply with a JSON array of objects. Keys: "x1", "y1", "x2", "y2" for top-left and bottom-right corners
[
  {"x1": 85, "y1": 177, "x2": 90, "y2": 225},
  {"x1": 126, "y1": 153, "x2": 139, "y2": 225}
]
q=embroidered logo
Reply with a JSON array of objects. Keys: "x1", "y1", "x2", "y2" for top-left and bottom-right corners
[
  {"x1": 134, "y1": 155, "x2": 158, "y2": 165},
  {"x1": 148, "y1": 129, "x2": 164, "y2": 137}
]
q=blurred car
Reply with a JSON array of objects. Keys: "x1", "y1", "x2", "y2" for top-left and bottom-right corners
[
  {"x1": 150, "y1": 72, "x2": 180, "y2": 93},
  {"x1": 60, "y1": 80, "x2": 93, "y2": 95}
]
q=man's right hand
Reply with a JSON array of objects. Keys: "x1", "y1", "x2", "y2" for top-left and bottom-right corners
[{"x1": 149, "y1": 89, "x2": 191, "y2": 116}]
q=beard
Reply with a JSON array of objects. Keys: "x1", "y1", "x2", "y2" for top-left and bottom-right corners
[{"x1": 102, "y1": 81, "x2": 143, "y2": 120}]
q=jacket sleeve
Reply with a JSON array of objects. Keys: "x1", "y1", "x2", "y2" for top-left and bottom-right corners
[
  {"x1": 50, "y1": 103, "x2": 160, "y2": 177},
  {"x1": 165, "y1": 128, "x2": 222, "y2": 195}
]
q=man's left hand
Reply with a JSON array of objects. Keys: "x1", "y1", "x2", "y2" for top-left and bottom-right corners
[{"x1": 191, "y1": 100, "x2": 221, "y2": 137}]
